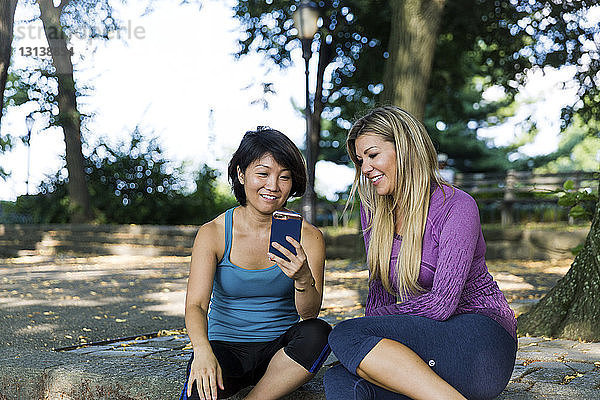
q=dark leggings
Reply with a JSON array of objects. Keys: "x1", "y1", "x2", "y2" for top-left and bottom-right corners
[
  {"x1": 181, "y1": 318, "x2": 331, "y2": 399},
  {"x1": 324, "y1": 313, "x2": 516, "y2": 400}
]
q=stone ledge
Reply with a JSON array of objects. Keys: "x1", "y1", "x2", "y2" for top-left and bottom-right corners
[
  {"x1": 0, "y1": 224, "x2": 591, "y2": 260},
  {"x1": 0, "y1": 348, "x2": 329, "y2": 400},
  {"x1": 3, "y1": 340, "x2": 600, "y2": 400},
  {"x1": 0, "y1": 349, "x2": 183, "y2": 400}
]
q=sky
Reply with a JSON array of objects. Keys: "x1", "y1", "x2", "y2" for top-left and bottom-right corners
[{"x1": 0, "y1": 0, "x2": 590, "y2": 202}]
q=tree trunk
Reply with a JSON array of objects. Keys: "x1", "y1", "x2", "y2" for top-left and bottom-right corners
[
  {"x1": 38, "y1": 0, "x2": 92, "y2": 222},
  {"x1": 518, "y1": 186, "x2": 600, "y2": 341},
  {"x1": 382, "y1": 0, "x2": 446, "y2": 120},
  {"x1": 0, "y1": 0, "x2": 18, "y2": 127},
  {"x1": 302, "y1": 39, "x2": 334, "y2": 224}
]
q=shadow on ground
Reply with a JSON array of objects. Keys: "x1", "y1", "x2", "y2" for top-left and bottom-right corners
[
  {"x1": 0, "y1": 255, "x2": 189, "y2": 350},
  {"x1": 0, "y1": 255, "x2": 574, "y2": 350}
]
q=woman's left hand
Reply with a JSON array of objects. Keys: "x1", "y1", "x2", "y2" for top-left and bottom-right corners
[{"x1": 268, "y1": 236, "x2": 313, "y2": 285}]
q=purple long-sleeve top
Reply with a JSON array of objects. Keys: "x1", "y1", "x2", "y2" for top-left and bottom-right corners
[{"x1": 361, "y1": 184, "x2": 517, "y2": 340}]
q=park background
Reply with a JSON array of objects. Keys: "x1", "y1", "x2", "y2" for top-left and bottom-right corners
[
  {"x1": 1, "y1": 1, "x2": 600, "y2": 398},
  {"x1": 0, "y1": 0, "x2": 598, "y2": 227}
]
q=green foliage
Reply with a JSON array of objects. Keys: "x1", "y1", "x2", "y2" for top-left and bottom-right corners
[
  {"x1": 233, "y1": 0, "x2": 598, "y2": 172},
  {"x1": 84, "y1": 130, "x2": 185, "y2": 224},
  {"x1": 556, "y1": 179, "x2": 598, "y2": 221},
  {"x1": 0, "y1": 136, "x2": 10, "y2": 178},
  {"x1": 166, "y1": 166, "x2": 238, "y2": 226},
  {"x1": 3, "y1": 71, "x2": 34, "y2": 109},
  {"x1": 2, "y1": 0, "x2": 119, "y2": 134},
  {"x1": 233, "y1": 0, "x2": 517, "y2": 170},
  {"x1": 549, "y1": 177, "x2": 599, "y2": 255},
  {"x1": 12, "y1": 131, "x2": 236, "y2": 225},
  {"x1": 4, "y1": 66, "x2": 61, "y2": 123},
  {"x1": 235, "y1": 0, "x2": 391, "y2": 164},
  {"x1": 0, "y1": 200, "x2": 33, "y2": 223}
]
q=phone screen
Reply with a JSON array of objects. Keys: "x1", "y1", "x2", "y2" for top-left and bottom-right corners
[{"x1": 269, "y1": 211, "x2": 302, "y2": 262}]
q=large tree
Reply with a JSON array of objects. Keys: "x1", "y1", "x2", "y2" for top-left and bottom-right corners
[
  {"x1": 381, "y1": 0, "x2": 446, "y2": 120},
  {"x1": 2, "y1": 0, "x2": 202, "y2": 220},
  {"x1": 1, "y1": 0, "x2": 123, "y2": 221},
  {"x1": 37, "y1": 0, "x2": 92, "y2": 221},
  {"x1": 518, "y1": 192, "x2": 600, "y2": 341},
  {"x1": 233, "y1": 0, "x2": 544, "y2": 196}
]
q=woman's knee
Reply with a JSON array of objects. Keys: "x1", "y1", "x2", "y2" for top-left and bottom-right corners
[
  {"x1": 284, "y1": 318, "x2": 332, "y2": 373},
  {"x1": 458, "y1": 359, "x2": 513, "y2": 399},
  {"x1": 328, "y1": 317, "x2": 365, "y2": 351},
  {"x1": 296, "y1": 318, "x2": 331, "y2": 347}
]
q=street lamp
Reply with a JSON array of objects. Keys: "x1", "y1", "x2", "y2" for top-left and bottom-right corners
[
  {"x1": 25, "y1": 114, "x2": 34, "y2": 195},
  {"x1": 292, "y1": 0, "x2": 319, "y2": 224}
]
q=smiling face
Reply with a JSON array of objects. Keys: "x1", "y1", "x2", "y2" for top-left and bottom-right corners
[
  {"x1": 238, "y1": 152, "x2": 293, "y2": 214},
  {"x1": 354, "y1": 133, "x2": 398, "y2": 196}
]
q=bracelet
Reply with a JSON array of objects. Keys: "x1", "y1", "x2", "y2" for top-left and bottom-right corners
[{"x1": 294, "y1": 277, "x2": 315, "y2": 292}]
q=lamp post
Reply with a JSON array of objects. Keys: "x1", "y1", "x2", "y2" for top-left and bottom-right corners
[
  {"x1": 292, "y1": 0, "x2": 319, "y2": 224},
  {"x1": 25, "y1": 114, "x2": 34, "y2": 195}
]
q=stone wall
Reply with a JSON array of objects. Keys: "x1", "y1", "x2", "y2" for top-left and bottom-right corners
[{"x1": 0, "y1": 224, "x2": 589, "y2": 260}]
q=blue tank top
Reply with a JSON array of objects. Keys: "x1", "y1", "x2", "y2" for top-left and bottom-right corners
[{"x1": 207, "y1": 208, "x2": 300, "y2": 342}]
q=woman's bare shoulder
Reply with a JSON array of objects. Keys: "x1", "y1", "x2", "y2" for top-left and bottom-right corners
[
  {"x1": 301, "y1": 220, "x2": 324, "y2": 245},
  {"x1": 193, "y1": 211, "x2": 228, "y2": 255}
]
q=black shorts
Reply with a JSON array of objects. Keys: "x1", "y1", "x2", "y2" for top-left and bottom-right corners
[{"x1": 181, "y1": 318, "x2": 331, "y2": 399}]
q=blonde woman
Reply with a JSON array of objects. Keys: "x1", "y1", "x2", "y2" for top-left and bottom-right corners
[{"x1": 324, "y1": 106, "x2": 516, "y2": 400}]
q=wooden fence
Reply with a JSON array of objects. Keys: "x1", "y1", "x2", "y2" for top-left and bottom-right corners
[
  {"x1": 313, "y1": 171, "x2": 597, "y2": 227},
  {"x1": 454, "y1": 171, "x2": 598, "y2": 225}
]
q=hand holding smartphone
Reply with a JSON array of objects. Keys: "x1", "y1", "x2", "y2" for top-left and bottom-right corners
[{"x1": 269, "y1": 210, "x2": 302, "y2": 262}]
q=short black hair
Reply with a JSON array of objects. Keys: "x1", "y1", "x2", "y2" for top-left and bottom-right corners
[{"x1": 227, "y1": 127, "x2": 307, "y2": 206}]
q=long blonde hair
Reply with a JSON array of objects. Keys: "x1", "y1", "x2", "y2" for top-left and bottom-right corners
[{"x1": 346, "y1": 106, "x2": 446, "y2": 300}]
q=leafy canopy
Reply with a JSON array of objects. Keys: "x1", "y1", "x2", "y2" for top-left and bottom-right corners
[
  {"x1": 13, "y1": 130, "x2": 236, "y2": 224},
  {"x1": 234, "y1": 0, "x2": 599, "y2": 171}
]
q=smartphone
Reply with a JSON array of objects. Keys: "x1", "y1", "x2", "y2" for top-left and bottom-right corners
[{"x1": 269, "y1": 210, "x2": 303, "y2": 262}]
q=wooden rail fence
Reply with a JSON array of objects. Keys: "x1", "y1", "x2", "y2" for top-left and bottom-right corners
[{"x1": 454, "y1": 171, "x2": 597, "y2": 225}]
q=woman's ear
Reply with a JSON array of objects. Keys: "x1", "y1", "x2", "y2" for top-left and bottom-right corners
[{"x1": 237, "y1": 166, "x2": 244, "y2": 185}]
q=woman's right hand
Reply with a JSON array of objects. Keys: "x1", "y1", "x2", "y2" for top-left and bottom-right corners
[{"x1": 187, "y1": 347, "x2": 224, "y2": 400}]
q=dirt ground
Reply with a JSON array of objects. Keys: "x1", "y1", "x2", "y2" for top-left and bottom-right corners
[{"x1": 0, "y1": 255, "x2": 573, "y2": 351}]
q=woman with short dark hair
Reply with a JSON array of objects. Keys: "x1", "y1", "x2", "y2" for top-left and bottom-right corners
[
  {"x1": 228, "y1": 127, "x2": 307, "y2": 207},
  {"x1": 181, "y1": 127, "x2": 331, "y2": 400}
]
